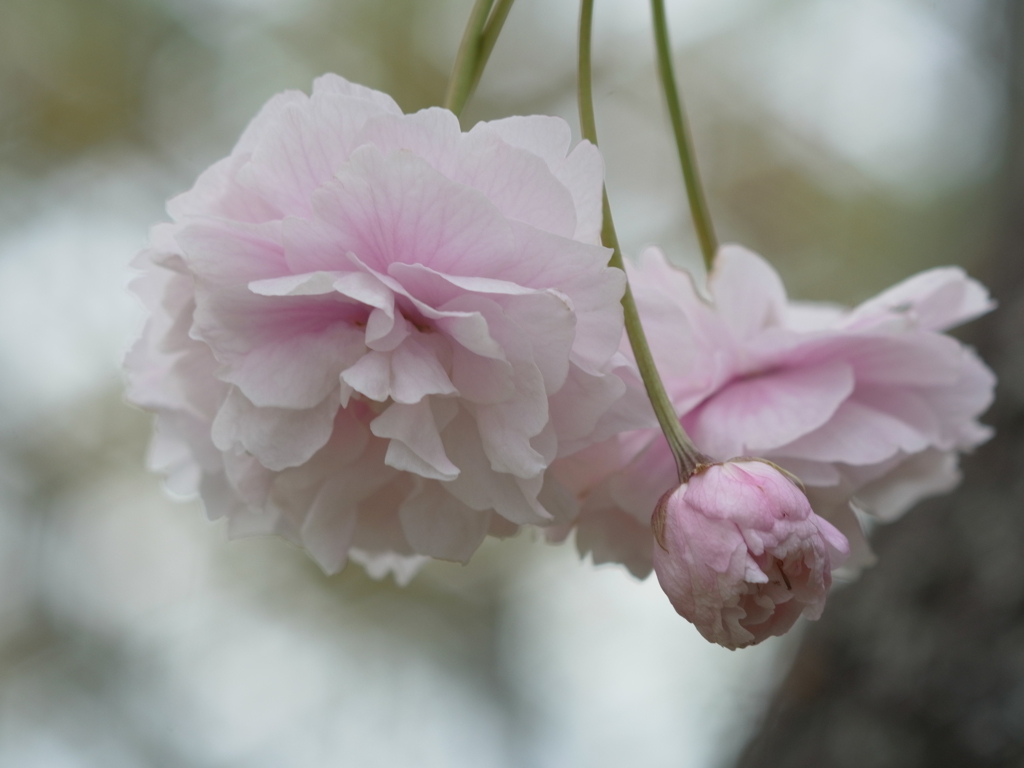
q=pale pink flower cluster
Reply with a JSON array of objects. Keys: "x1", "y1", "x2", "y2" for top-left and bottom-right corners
[
  {"x1": 558, "y1": 244, "x2": 995, "y2": 579},
  {"x1": 126, "y1": 75, "x2": 994, "y2": 645},
  {"x1": 125, "y1": 75, "x2": 642, "y2": 576},
  {"x1": 653, "y1": 460, "x2": 849, "y2": 649}
]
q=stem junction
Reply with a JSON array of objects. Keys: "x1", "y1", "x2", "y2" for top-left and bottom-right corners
[{"x1": 443, "y1": 0, "x2": 517, "y2": 118}]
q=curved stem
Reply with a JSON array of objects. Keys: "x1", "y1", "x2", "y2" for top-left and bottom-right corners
[
  {"x1": 578, "y1": 0, "x2": 705, "y2": 482},
  {"x1": 444, "y1": 0, "x2": 495, "y2": 117},
  {"x1": 444, "y1": 0, "x2": 517, "y2": 119},
  {"x1": 649, "y1": 0, "x2": 718, "y2": 272}
]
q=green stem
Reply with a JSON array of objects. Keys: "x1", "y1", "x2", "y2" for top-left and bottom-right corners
[
  {"x1": 444, "y1": 0, "x2": 495, "y2": 117},
  {"x1": 579, "y1": 0, "x2": 705, "y2": 482},
  {"x1": 469, "y1": 0, "x2": 516, "y2": 97},
  {"x1": 649, "y1": 0, "x2": 717, "y2": 272},
  {"x1": 443, "y1": 0, "x2": 517, "y2": 119}
]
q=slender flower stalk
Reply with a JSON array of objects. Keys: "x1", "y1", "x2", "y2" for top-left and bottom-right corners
[
  {"x1": 444, "y1": 0, "x2": 516, "y2": 118},
  {"x1": 649, "y1": 0, "x2": 717, "y2": 272},
  {"x1": 468, "y1": 0, "x2": 516, "y2": 96},
  {"x1": 578, "y1": 0, "x2": 705, "y2": 482}
]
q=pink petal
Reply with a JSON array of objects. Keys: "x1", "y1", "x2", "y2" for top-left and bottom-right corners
[
  {"x1": 686, "y1": 461, "x2": 813, "y2": 528},
  {"x1": 802, "y1": 332, "x2": 965, "y2": 387},
  {"x1": 398, "y1": 480, "x2": 490, "y2": 562},
  {"x1": 477, "y1": 115, "x2": 571, "y2": 168},
  {"x1": 708, "y1": 244, "x2": 788, "y2": 340},
  {"x1": 686, "y1": 360, "x2": 855, "y2": 459},
  {"x1": 537, "y1": 470, "x2": 579, "y2": 525},
  {"x1": 311, "y1": 73, "x2": 403, "y2": 113},
  {"x1": 558, "y1": 141, "x2": 604, "y2": 245},
  {"x1": 211, "y1": 387, "x2": 339, "y2": 471},
  {"x1": 845, "y1": 266, "x2": 994, "y2": 332},
  {"x1": 310, "y1": 145, "x2": 517, "y2": 274},
  {"x1": 456, "y1": 125, "x2": 578, "y2": 238},
  {"x1": 783, "y1": 301, "x2": 848, "y2": 332},
  {"x1": 850, "y1": 385, "x2": 942, "y2": 446},
  {"x1": 248, "y1": 270, "x2": 346, "y2": 297},
  {"x1": 450, "y1": 345, "x2": 515, "y2": 405},
  {"x1": 806, "y1": 498, "x2": 876, "y2": 577},
  {"x1": 442, "y1": 411, "x2": 551, "y2": 524},
  {"x1": 567, "y1": 358, "x2": 657, "y2": 450},
  {"x1": 769, "y1": 458, "x2": 841, "y2": 487},
  {"x1": 853, "y1": 448, "x2": 961, "y2": 522},
  {"x1": 240, "y1": 84, "x2": 401, "y2": 219},
  {"x1": 389, "y1": 335, "x2": 458, "y2": 404},
  {"x1": 478, "y1": 115, "x2": 604, "y2": 244},
  {"x1": 177, "y1": 220, "x2": 288, "y2": 285},
  {"x1": 298, "y1": 478, "x2": 360, "y2": 574},
  {"x1": 365, "y1": 307, "x2": 409, "y2": 352},
  {"x1": 630, "y1": 247, "x2": 731, "y2": 402},
  {"x1": 332, "y1": 270, "x2": 395, "y2": 312},
  {"x1": 341, "y1": 350, "x2": 390, "y2": 401},
  {"x1": 233, "y1": 89, "x2": 312, "y2": 155},
  {"x1": 168, "y1": 154, "x2": 279, "y2": 224},
  {"x1": 340, "y1": 327, "x2": 457, "y2": 404},
  {"x1": 354, "y1": 108, "x2": 463, "y2": 174},
  {"x1": 503, "y1": 222, "x2": 622, "y2": 372},
  {"x1": 349, "y1": 470, "x2": 416, "y2": 555},
  {"x1": 473, "y1": 360, "x2": 550, "y2": 479},
  {"x1": 370, "y1": 399, "x2": 460, "y2": 482},
  {"x1": 205, "y1": 304, "x2": 366, "y2": 408},
  {"x1": 280, "y1": 216, "x2": 353, "y2": 274},
  {"x1": 609, "y1": 436, "x2": 678, "y2": 525},
  {"x1": 500, "y1": 290, "x2": 576, "y2": 393},
  {"x1": 548, "y1": 365, "x2": 627, "y2": 447},
  {"x1": 575, "y1": 501, "x2": 654, "y2": 578},
  {"x1": 775, "y1": 400, "x2": 931, "y2": 465},
  {"x1": 388, "y1": 261, "x2": 536, "y2": 308}
]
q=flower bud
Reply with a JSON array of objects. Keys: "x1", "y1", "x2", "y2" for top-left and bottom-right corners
[{"x1": 652, "y1": 459, "x2": 849, "y2": 649}]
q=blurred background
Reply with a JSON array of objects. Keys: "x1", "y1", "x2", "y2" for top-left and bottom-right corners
[{"x1": 0, "y1": 0, "x2": 1018, "y2": 766}]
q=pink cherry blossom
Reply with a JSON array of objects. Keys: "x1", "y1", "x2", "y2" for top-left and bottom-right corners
[
  {"x1": 125, "y1": 74, "x2": 642, "y2": 578},
  {"x1": 653, "y1": 460, "x2": 849, "y2": 649},
  {"x1": 556, "y1": 244, "x2": 995, "y2": 579}
]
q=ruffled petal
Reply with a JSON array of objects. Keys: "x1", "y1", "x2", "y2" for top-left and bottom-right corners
[
  {"x1": 211, "y1": 387, "x2": 339, "y2": 471},
  {"x1": 845, "y1": 266, "x2": 994, "y2": 333},
  {"x1": 371, "y1": 399, "x2": 460, "y2": 482},
  {"x1": 685, "y1": 360, "x2": 855, "y2": 459},
  {"x1": 774, "y1": 399, "x2": 931, "y2": 465}
]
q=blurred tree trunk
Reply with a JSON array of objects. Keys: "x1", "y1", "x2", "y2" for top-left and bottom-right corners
[{"x1": 734, "y1": 4, "x2": 1024, "y2": 767}]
